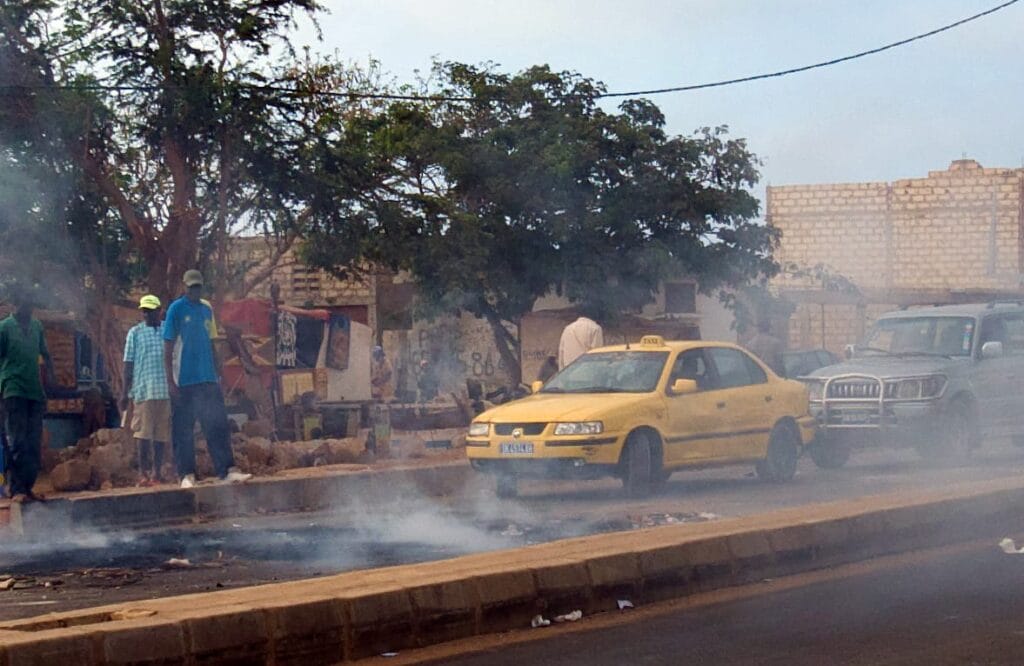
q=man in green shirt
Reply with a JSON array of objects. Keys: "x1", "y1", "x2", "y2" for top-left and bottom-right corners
[{"x1": 0, "y1": 293, "x2": 55, "y2": 501}]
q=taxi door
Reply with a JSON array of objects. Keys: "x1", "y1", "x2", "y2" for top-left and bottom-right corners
[
  {"x1": 703, "y1": 347, "x2": 775, "y2": 460},
  {"x1": 662, "y1": 348, "x2": 726, "y2": 464}
]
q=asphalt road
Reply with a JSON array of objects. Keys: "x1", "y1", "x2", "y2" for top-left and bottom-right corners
[
  {"x1": 430, "y1": 541, "x2": 1024, "y2": 666},
  {"x1": 4, "y1": 441, "x2": 1024, "y2": 621}
]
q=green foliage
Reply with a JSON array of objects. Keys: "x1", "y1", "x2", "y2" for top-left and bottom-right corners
[
  {"x1": 304, "y1": 62, "x2": 778, "y2": 381},
  {"x1": 0, "y1": 0, "x2": 374, "y2": 302}
]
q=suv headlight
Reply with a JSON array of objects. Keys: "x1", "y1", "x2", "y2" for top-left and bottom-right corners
[
  {"x1": 468, "y1": 422, "x2": 490, "y2": 437},
  {"x1": 887, "y1": 376, "x2": 947, "y2": 400},
  {"x1": 553, "y1": 421, "x2": 604, "y2": 436}
]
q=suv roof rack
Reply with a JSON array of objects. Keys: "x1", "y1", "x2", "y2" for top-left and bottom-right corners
[{"x1": 985, "y1": 300, "x2": 1024, "y2": 309}]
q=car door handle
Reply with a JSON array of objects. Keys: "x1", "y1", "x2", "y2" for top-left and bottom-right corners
[
  {"x1": 764, "y1": 395, "x2": 773, "y2": 403},
  {"x1": 716, "y1": 402, "x2": 726, "y2": 409}
]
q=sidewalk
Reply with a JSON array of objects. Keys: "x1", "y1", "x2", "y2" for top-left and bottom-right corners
[{"x1": 0, "y1": 451, "x2": 470, "y2": 537}]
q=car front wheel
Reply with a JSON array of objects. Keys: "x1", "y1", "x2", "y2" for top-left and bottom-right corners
[
  {"x1": 922, "y1": 400, "x2": 976, "y2": 462},
  {"x1": 621, "y1": 431, "x2": 654, "y2": 498}
]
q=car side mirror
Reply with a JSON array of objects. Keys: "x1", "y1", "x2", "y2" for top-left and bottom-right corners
[
  {"x1": 981, "y1": 341, "x2": 1004, "y2": 359},
  {"x1": 844, "y1": 344, "x2": 857, "y2": 360},
  {"x1": 669, "y1": 378, "x2": 698, "y2": 396},
  {"x1": 530, "y1": 380, "x2": 544, "y2": 394}
]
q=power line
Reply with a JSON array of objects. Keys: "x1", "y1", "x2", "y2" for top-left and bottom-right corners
[{"x1": 1, "y1": 0, "x2": 1018, "y2": 102}]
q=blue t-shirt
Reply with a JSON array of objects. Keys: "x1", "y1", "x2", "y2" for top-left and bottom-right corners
[{"x1": 162, "y1": 297, "x2": 218, "y2": 387}]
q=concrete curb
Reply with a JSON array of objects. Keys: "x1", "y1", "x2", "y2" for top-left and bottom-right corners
[
  {"x1": 9, "y1": 461, "x2": 471, "y2": 536},
  {"x1": 1, "y1": 477, "x2": 1023, "y2": 664}
]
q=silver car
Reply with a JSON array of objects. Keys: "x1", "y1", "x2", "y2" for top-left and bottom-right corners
[{"x1": 801, "y1": 302, "x2": 1024, "y2": 468}]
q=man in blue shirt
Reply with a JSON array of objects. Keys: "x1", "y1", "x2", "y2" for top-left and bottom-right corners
[{"x1": 162, "y1": 270, "x2": 251, "y2": 488}]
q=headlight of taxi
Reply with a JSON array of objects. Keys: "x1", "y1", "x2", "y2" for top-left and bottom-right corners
[
  {"x1": 468, "y1": 422, "x2": 490, "y2": 437},
  {"x1": 888, "y1": 375, "x2": 947, "y2": 400},
  {"x1": 553, "y1": 421, "x2": 604, "y2": 436}
]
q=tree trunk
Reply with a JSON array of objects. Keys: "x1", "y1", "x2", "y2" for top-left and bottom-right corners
[{"x1": 482, "y1": 309, "x2": 522, "y2": 387}]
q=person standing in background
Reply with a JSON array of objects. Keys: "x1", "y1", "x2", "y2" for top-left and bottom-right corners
[
  {"x1": 163, "y1": 270, "x2": 251, "y2": 488},
  {"x1": 0, "y1": 291, "x2": 54, "y2": 502},
  {"x1": 121, "y1": 295, "x2": 170, "y2": 486},
  {"x1": 558, "y1": 313, "x2": 604, "y2": 369}
]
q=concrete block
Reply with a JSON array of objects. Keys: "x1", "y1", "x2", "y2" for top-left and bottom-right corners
[
  {"x1": 102, "y1": 620, "x2": 187, "y2": 665},
  {"x1": 345, "y1": 590, "x2": 415, "y2": 660},
  {"x1": 532, "y1": 560, "x2": 592, "y2": 614},
  {"x1": 71, "y1": 490, "x2": 195, "y2": 530},
  {"x1": 3, "y1": 632, "x2": 98, "y2": 666},
  {"x1": 267, "y1": 598, "x2": 345, "y2": 666},
  {"x1": 586, "y1": 552, "x2": 642, "y2": 611},
  {"x1": 473, "y1": 569, "x2": 538, "y2": 633},
  {"x1": 184, "y1": 606, "x2": 269, "y2": 664},
  {"x1": 726, "y1": 531, "x2": 775, "y2": 582},
  {"x1": 408, "y1": 579, "x2": 479, "y2": 646}
]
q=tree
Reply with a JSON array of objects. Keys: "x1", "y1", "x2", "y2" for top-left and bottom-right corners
[
  {"x1": 304, "y1": 63, "x2": 779, "y2": 384},
  {"x1": 0, "y1": 0, "x2": 380, "y2": 390}
]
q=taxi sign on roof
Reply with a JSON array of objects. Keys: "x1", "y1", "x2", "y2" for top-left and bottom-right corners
[{"x1": 639, "y1": 335, "x2": 665, "y2": 347}]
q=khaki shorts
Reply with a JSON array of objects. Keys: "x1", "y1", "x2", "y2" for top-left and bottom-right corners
[{"x1": 130, "y1": 399, "x2": 171, "y2": 443}]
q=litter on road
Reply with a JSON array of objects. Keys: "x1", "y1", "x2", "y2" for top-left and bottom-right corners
[
  {"x1": 554, "y1": 610, "x2": 583, "y2": 623},
  {"x1": 531, "y1": 614, "x2": 551, "y2": 628},
  {"x1": 998, "y1": 537, "x2": 1024, "y2": 554},
  {"x1": 165, "y1": 558, "x2": 192, "y2": 568},
  {"x1": 617, "y1": 600, "x2": 634, "y2": 610}
]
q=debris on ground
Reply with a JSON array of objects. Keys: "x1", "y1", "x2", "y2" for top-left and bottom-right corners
[
  {"x1": 79, "y1": 568, "x2": 143, "y2": 587},
  {"x1": 500, "y1": 523, "x2": 525, "y2": 537},
  {"x1": 628, "y1": 512, "x2": 719, "y2": 529},
  {"x1": 0, "y1": 578, "x2": 16, "y2": 590},
  {"x1": 531, "y1": 614, "x2": 551, "y2": 628},
  {"x1": 617, "y1": 599, "x2": 634, "y2": 610},
  {"x1": 553, "y1": 610, "x2": 583, "y2": 623},
  {"x1": 165, "y1": 558, "x2": 192, "y2": 568},
  {"x1": 999, "y1": 537, "x2": 1024, "y2": 554}
]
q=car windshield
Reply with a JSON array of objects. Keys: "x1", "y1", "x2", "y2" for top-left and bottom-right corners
[
  {"x1": 860, "y1": 316, "x2": 975, "y2": 357},
  {"x1": 541, "y1": 351, "x2": 669, "y2": 394}
]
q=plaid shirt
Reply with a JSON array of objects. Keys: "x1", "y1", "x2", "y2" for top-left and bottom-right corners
[{"x1": 124, "y1": 322, "x2": 169, "y2": 402}]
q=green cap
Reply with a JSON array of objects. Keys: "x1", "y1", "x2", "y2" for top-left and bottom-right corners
[{"x1": 182, "y1": 269, "x2": 204, "y2": 287}]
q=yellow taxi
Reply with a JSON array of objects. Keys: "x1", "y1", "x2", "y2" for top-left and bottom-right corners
[{"x1": 466, "y1": 336, "x2": 816, "y2": 498}]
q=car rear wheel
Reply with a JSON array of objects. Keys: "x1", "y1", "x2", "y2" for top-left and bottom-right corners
[
  {"x1": 807, "y1": 434, "x2": 850, "y2": 469},
  {"x1": 756, "y1": 424, "x2": 800, "y2": 482},
  {"x1": 621, "y1": 431, "x2": 654, "y2": 498},
  {"x1": 496, "y1": 474, "x2": 518, "y2": 499}
]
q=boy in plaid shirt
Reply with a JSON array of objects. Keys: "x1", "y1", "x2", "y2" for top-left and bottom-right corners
[{"x1": 120, "y1": 295, "x2": 170, "y2": 485}]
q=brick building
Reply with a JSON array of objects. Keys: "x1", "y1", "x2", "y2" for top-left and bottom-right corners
[{"x1": 768, "y1": 159, "x2": 1024, "y2": 353}]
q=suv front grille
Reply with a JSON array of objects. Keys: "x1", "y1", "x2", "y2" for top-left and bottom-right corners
[
  {"x1": 827, "y1": 378, "x2": 885, "y2": 399},
  {"x1": 494, "y1": 423, "x2": 547, "y2": 436}
]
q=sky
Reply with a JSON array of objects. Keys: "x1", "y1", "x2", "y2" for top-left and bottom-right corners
[{"x1": 292, "y1": 0, "x2": 1024, "y2": 196}]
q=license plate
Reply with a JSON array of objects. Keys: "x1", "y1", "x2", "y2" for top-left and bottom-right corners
[
  {"x1": 839, "y1": 411, "x2": 874, "y2": 424},
  {"x1": 500, "y1": 442, "x2": 534, "y2": 455}
]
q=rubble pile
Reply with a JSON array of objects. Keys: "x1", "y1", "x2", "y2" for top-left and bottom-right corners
[
  {"x1": 45, "y1": 428, "x2": 371, "y2": 491},
  {"x1": 41, "y1": 423, "x2": 469, "y2": 492}
]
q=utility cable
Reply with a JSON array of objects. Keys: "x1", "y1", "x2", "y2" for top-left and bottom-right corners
[{"x1": 0, "y1": 0, "x2": 1018, "y2": 102}]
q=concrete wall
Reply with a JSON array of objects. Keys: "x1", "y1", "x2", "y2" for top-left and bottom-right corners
[
  {"x1": 770, "y1": 159, "x2": 1024, "y2": 292},
  {"x1": 769, "y1": 159, "x2": 1024, "y2": 353}
]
